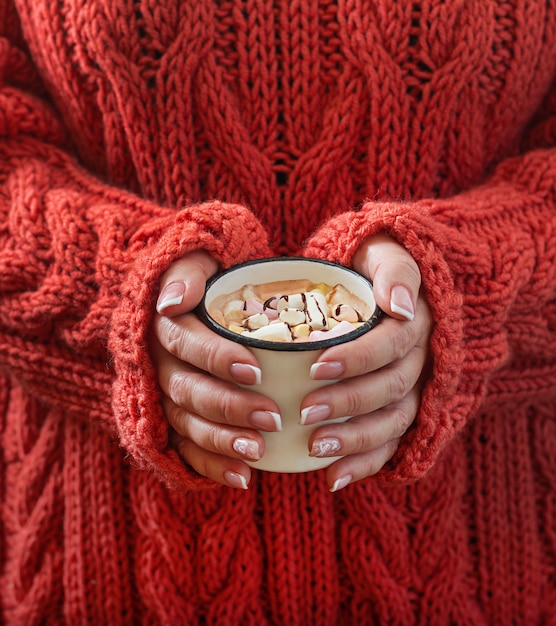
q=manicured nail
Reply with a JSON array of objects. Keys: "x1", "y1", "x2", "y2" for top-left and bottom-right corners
[
  {"x1": 224, "y1": 470, "x2": 249, "y2": 490},
  {"x1": 310, "y1": 361, "x2": 344, "y2": 380},
  {"x1": 156, "y1": 282, "x2": 185, "y2": 313},
  {"x1": 249, "y1": 410, "x2": 282, "y2": 432},
  {"x1": 231, "y1": 363, "x2": 262, "y2": 385},
  {"x1": 232, "y1": 437, "x2": 261, "y2": 461},
  {"x1": 330, "y1": 474, "x2": 352, "y2": 493},
  {"x1": 300, "y1": 404, "x2": 331, "y2": 425},
  {"x1": 390, "y1": 285, "x2": 415, "y2": 321},
  {"x1": 310, "y1": 437, "x2": 342, "y2": 457}
]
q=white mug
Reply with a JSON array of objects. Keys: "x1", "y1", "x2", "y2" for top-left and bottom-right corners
[{"x1": 198, "y1": 257, "x2": 382, "y2": 472}]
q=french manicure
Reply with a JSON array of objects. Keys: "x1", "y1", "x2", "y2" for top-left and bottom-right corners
[
  {"x1": 232, "y1": 437, "x2": 261, "y2": 461},
  {"x1": 390, "y1": 285, "x2": 415, "y2": 321},
  {"x1": 310, "y1": 361, "x2": 344, "y2": 380},
  {"x1": 330, "y1": 474, "x2": 352, "y2": 493},
  {"x1": 231, "y1": 362, "x2": 262, "y2": 385},
  {"x1": 300, "y1": 404, "x2": 331, "y2": 425},
  {"x1": 249, "y1": 410, "x2": 282, "y2": 432},
  {"x1": 224, "y1": 470, "x2": 249, "y2": 490},
  {"x1": 310, "y1": 437, "x2": 342, "y2": 457},
  {"x1": 156, "y1": 282, "x2": 185, "y2": 313}
]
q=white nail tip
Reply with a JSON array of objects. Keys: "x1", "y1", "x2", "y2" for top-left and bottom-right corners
[
  {"x1": 156, "y1": 294, "x2": 184, "y2": 313},
  {"x1": 330, "y1": 475, "x2": 352, "y2": 493},
  {"x1": 269, "y1": 411, "x2": 283, "y2": 432},
  {"x1": 390, "y1": 301, "x2": 415, "y2": 321},
  {"x1": 244, "y1": 364, "x2": 262, "y2": 385}
]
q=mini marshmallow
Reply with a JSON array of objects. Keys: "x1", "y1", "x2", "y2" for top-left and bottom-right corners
[
  {"x1": 305, "y1": 292, "x2": 328, "y2": 330},
  {"x1": 243, "y1": 298, "x2": 266, "y2": 317},
  {"x1": 326, "y1": 284, "x2": 353, "y2": 306},
  {"x1": 279, "y1": 308, "x2": 307, "y2": 326},
  {"x1": 243, "y1": 321, "x2": 293, "y2": 342},
  {"x1": 331, "y1": 303, "x2": 360, "y2": 323},
  {"x1": 309, "y1": 320, "x2": 356, "y2": 341},
  {"x1": 246, "y1": 313, "x2": 269, "y2": 329},
  {"x1": 291, "y1": 323, "x2": 311, "y2": 339},
  {"x1": 241, "y1": 284, "x2": 258, "y2": 300},
  {"x1": 223, "y1": 299, "x2": 245, "y2": 322},
  {"x1": 263, "y1": 295, "x2": 281, "y2": 310},
  {"x1": 277, "y1": 293, "x2": 305, "y2": 312}
]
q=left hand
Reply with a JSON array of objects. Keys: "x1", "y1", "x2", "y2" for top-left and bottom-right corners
[{"x1": 301, "y1": 234, "x2": 433, "y2": 491}]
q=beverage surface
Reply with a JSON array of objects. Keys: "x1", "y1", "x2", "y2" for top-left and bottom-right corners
[{"x1": 208, "y1": 279, "x2": 372, "y2": 343}]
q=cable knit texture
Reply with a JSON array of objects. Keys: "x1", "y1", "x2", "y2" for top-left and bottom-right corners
[{"x1": 1, "y1": 0, "x2": 556, "y2": 624}]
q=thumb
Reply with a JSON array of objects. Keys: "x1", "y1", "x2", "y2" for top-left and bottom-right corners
[
  {"x1": 353, "y1": 234, "x2": 421, "y2": 321},
  {"x1": 155, "y1": 251, "x2": 219, "y2": 317}
]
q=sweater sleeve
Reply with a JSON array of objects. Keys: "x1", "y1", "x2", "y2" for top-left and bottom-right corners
[
  {"x1": 0, "y1": 33, "x2": 272, "y2": 489},
  {"x1": 303, "y1": 85, "x2": 556, "y2": 485}
]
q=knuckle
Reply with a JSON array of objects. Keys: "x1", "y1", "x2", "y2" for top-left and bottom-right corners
[
  {"x1": 343, "y1": 384, "x2": 364, "y2": 417},
  {"x1": 166, "y1": 370, "x2": 190, "y2": 405},
  {"x1": 202, "y1": 336, "x2": 221, "y2": 372},
  {"x1": 213, "y1": 388, "x2": 239, "y2": 425},
  {"x1": 390, "y1": 325, "x2": 413, "y2": 362},
  {"x1": 353, "y1": 427, "x2": 369, "y2": 453},
  {"x1": 386, "y1": 367, "x2": 411, "y2": 402},
  {"x1": 206, "y1": 423, "x2": 227, "y2": 452}
]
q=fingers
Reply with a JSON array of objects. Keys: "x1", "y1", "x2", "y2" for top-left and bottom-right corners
[
  {"x1": 165, "y1": 399, "x2": 265, "y2": 463},
  {"x1": 310, "y1": 297, "x2": 431, "y2": 382},
  {"x1": 302, "y1": 298, "x2": 430, "y2": 423},
  {"x1": 171, "y1": 432, "x2": 254, "y2": 490},
  {"x1": 152, "y1": 337, "x2": 281, "y2": 430},
  {"x1": 312, "y1": 387, "x2": 421, "y2": 491},
  {"x1": 156, "y1": 251, "x2": 219, "y2": 316},
  {"x1": 153, "y1": 312, "x2": 263, "y2": 386},
  {"x1": 353, "y1": 233, "x2": 421, "y2": 321}
]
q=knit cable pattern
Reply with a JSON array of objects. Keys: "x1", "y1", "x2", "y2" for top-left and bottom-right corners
[{"x1": 2, "y1": 0, "x2": 556, "y2": 624}]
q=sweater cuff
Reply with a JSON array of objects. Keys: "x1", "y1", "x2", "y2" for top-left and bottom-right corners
[
  {"x1": 304, "y1": 202, "x2": 471, "y2": 484},
  {"x1": 109, "y1": 201, "x2": 272, "y2": 490}
]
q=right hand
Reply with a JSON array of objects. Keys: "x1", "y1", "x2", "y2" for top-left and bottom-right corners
[{"x1": 150, "y1": 251, "x2": 281, "y2": 489}]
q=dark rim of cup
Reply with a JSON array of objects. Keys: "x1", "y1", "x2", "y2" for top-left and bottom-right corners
[{"x1": 197, "y1": 257, "x2": 383, "y2": 352}]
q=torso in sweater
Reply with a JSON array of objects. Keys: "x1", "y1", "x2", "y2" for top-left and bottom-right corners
[
  {"x1": 14, "y1": 0, "x2": 556, "y2": 251},
  {"x1": 2, "y1": 1, "x2": 556, "y2": 625}
]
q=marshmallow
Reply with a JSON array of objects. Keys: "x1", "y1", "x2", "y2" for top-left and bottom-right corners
[
  {"x1": 243, "y1": 298, "x2": 266, "y2": 317},
  {"x1": 277, "y1": 293, "x2": 305, "y2": 312},
  {"x1": 291, "y1": 323, "x2": 311, "y2": 339},
  {"x1": 246, "y1": 313, "x2": 269, "y2": 329},
  {"x1": 228, "y1": 323, "x2": 246, "y2": 335},
  {"x1": 223, "y1": 299, "x2": 245, "y2": 322},
  {"x1": 279, "y1": 308, "x2": 307, "y2": 326},
  {"x1": 305, "y1": 292, "x2": 328, "y2": 330},
  {"x1": 243, "y1": 321, "x2": 293, "y2": 342},
  {"x1": 309, "y1": 320, "x2": 356, "y2": 341},
  {"x1": 331, "y1": 304, "x2": 360, "y2": 323}
]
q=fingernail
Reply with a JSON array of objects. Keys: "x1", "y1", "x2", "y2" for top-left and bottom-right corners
[
  {"x1": 310, "y1": 437, "x2": 342, "y2": 457},
  {"x1": 156, "y1": 282, "x2": 185, "y2": 313},
  {"x1": 310, "y1": 361, "x2": 344, "y2": 380},
  {"x1": 224, "y1": 470, "x2": 249, "y2": 490},
  {"x1": 249, "y1": 410, "x2": 282, "y2": 432},
  {"x1": 300, "y1": 404, "x2": 331, "y2": 425},
  {"x1": 233, "y1": 437, "x2": 261, "y2": 461},
  {"x1": 231, "y1": 363, "x2": 262, "y2": 385},
  {"x1": 390, "y1": 285, "x2": 415, "y2": 321},
  {"x1": 330, "y1": 474, "x2": 352, "y2": 493}
]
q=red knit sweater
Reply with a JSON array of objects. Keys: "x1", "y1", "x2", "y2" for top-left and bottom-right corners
[{"x1": 1, "y1": 1, "x2": 556, "y2": 624}]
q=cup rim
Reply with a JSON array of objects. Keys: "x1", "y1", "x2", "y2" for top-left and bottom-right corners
[{"x1": 197, "y1": 257, "x2": 383, "y2": 352}]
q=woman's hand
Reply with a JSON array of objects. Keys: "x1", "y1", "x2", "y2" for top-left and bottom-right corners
[
  {"x1": 302, "y1": 234, "x2": 433, "y2": 492},
  {"x1": 150, "y1": 251, "x2": 281, "y2": 490}
]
